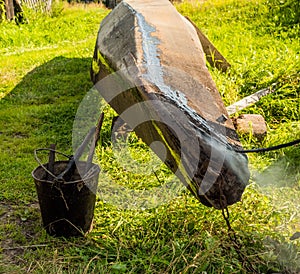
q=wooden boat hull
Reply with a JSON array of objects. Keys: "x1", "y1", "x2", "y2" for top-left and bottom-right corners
[{"x1": 91, "y1": 0, "x2": 250, "y2": 209}]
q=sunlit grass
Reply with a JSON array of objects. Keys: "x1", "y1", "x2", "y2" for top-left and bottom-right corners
[{"x1": 0, "y1": 0, "x2": 299, "y2": 273}]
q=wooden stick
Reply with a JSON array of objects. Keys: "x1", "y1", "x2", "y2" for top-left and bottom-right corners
[
  {"x1": 85, "y1": 112, "x2": 105, "y2": 174},
  {"x1": 56, "y1": 127, "x2": 96, "y2": 182},
  {"x1": 226, "y1": 84, "x2": 276, "y2": 115},
  {"x1": 46, "y1": 144, "x2": 56, "y2": 181},
  {"x1": 4, "y1": 0, "x2": 15, "y2": 20}
]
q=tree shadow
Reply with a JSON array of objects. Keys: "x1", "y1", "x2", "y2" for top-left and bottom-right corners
[
  {"x1": 4, "y1": 56, "x2": 92, "y2": 105},
  {"x1": 267, "y1": 0, "x2": 300, "y2": 27},
  {"x1": 1, "y1": 56, "x2": 94, "y2": 150}
]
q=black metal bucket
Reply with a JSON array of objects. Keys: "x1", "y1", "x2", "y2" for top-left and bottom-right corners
[{"x1": 32, "y1": 150, "x2": 100, "y2": 237}]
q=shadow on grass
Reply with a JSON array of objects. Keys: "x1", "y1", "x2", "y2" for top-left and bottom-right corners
[
  {"x1": 4, "y1": 56, "x2": 92, "y2": 104},
  {"x1": 1, "y1": 56, "x2": 93, "y2": 149},
  {"x1": 267, "y1": 0, "x2": 300, "y2": 27}
]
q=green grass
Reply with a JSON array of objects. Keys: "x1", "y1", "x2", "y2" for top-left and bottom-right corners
[{"x1": 0, "y1": 0, "x2": 299, "y2": 273}]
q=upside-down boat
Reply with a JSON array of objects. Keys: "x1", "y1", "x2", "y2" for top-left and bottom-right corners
[{"x1": 91, "y1": 0, "x2": 250, "y2": 209}]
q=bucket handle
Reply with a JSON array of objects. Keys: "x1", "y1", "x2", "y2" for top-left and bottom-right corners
[{"x1": 34, "y1": 148, "x2": 72, "y2": 181}]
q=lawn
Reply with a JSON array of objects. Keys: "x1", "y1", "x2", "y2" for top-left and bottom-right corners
[{"x1": 0, "y1": 0, "x2": 299, "y2": 273}]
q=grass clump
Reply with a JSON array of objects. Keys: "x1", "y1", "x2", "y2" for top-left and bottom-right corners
[{"x1": 0, "y1": 0, "x2": 299, "y2": 273}]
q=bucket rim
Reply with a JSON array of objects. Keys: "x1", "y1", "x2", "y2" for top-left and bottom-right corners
[{"x1": 32, "y1": 160, "x2": 100, "y2": 185}]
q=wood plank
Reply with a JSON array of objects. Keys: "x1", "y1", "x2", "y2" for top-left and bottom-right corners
[{"x1": 226, "y1": 85, "x2": 276, "y2": 115}]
